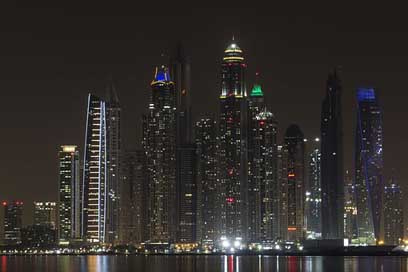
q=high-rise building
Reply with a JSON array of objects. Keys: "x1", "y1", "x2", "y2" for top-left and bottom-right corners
[
  {"x1": 217, "y1": 39, "x2": 248, "y2": 243},
  {"x1": 58, "y1": 145, "x2": 81, "y2": 243},
  {"x1": 3, "y1": 201, "x2": 23, "y2": 245},
  {"x1": 354, "y1": 88, "x2": 383, "y2": 244},
  {"x1": 284, "y1": 124, "x2": 305, "y2": 242},
  {"x1": 247, "y1": 76, "x2": 265, "y2": 243},
  {"x1": 119, "y1": 150, "x2": 147, "y2": 245},
  {"x1": 170, "y1": 45, "x2": 196, "y2": 244},
  {"x1": 195, "y1": 117, "x2": 218, "y2": 247},
  {"x1": 278, "y1": 145, "x2": 288, "y2": 241},
  {"x1": 34, "y1": 202, "x2": 57, "y2": 229},
  {"x1": 344, "y1": 170, "x2": 357, "y2": 242},
  {"x1": 82, "y1": 94, "x2": 107, "y2": 243},
  {"x1": 384, "y1": 175, "x2": 403, "y2": 245},
  {"x1": 105, "y1": 79, "x2": 121, "y2": 244},
  {"x1": 252, "y1": 109, "x2": 278, "y2": 242},
  {"x1": 320, "y1": 69, "x2": 344, "y2": 240},
  {"x1": 143, "y1": 65, "x2": 177, "y2": 243},
  {"x1": 305, "y1": 138, "x2": 322, "y2": 239}
]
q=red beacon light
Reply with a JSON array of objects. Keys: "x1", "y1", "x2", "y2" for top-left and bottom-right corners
[
  {"x1": 226, "y1": 197, "x2": 235, "y2": 203},
  {"x1": 2, "y1": 201, "x2": 7, "y2": 206}
]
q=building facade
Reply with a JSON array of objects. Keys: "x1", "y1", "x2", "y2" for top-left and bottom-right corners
[
  {"x1": 344, "y1": 170, "x2": 357, "y2": 242},
  {"x1": 34, "y1": 202, "x2": 57, "y2": 229},
  {"x1": 58, "y1": 145, "x2": 81, "y2": 243},
  {"x1": 354, "y1": 88, "x2": 383, "y2": 244},
  {"x1": 320, "y1": 70, "x2": 344, "y2": 240}
]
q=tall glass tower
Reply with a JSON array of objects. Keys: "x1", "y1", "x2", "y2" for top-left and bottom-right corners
[
  {"x1": 384, "y1": 175, "x2": 403, "y2": 245},
  {"x1": 58, "y1": 145, "x2": 80, "y2": 244},
  {"x1": 354, "y1": 88, "x2": 383, "y2": 244},
  {"x1": 320, "y1": 70, "x2": 344, "y2": 240},
  {"x1": 217, "y1": 39, "x2": 247, "y2": 243},
  {"x1": 143, "y1": 65, "x2": 177, "y2": 243},
  {"x1": 105, "y1": 79, "x2": 121, "y2": 244},
  {"x1": 82, "y1": 94, "x2": 107, "y2": 243}
]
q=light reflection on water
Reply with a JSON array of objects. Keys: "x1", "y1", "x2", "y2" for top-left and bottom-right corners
[{"x1": 0, "y1": 255, "x2": 407, "y2": 272}]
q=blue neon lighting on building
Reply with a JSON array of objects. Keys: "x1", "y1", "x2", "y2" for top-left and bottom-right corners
[{"x1": 357, "y1": 88, "x2": 376, "y2": 101}]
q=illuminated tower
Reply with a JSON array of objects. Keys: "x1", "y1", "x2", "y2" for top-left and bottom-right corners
[
  {"x1": 252, "y1": 109, "x2": 278, "y2": 242},
  {"x1": 344, "y1": 170, "x2": 357, "y2": 242},
  {"x1": 143, "y1": 65, "x2": 177, "y2": 243},
  {"x1": 34, "y1": 202, "x2": 57, "y2": 229},
  {"x1": 284, "y1": 124, "x2": 305, "y2": 242},
  {"x1": 384, "y1": 175, "x2": 403, "y2": 245},
  {"x1": 58, "y1": 145, "x2": 81, "y2": 244},
  {"x1": 82, "y1": 94, "x2": 107, "y2": 243},
  {"x1": 3, "y1": 201, "x2": 23, "y2": 245},
  {"x1": 278, "y1": 145, "x2": 288, "y2": 241},
  {"x1": 105, "y1": 79, "x2": 121, "y2": 244},
  {"x1": 354, "y1": 88, "x2": 383, "y2": 244},
  {"x1": 305, "y1": 138, "x2": 322, "y2": 239},
  {"x1": 195, "y1": 117, "x2": 218, "y2": 246},
  {"x1": 217, "y1": 39, "x2": 248, "y2": 242},
  {"x1": 321, "y1": 69, "x2": 344, "y2": 240}
]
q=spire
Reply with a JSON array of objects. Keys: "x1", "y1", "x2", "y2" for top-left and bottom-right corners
[
  {"x1": 250, "y1": 72, "x2": 264, "y2": 97},
  {"x1": 106, "y1": 75, "x2": 120, "y2": 106}
]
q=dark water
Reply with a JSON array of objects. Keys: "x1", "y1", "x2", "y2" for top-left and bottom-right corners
[{"x1": 0, "y1": 255, "x2": 407, "y2": 272}]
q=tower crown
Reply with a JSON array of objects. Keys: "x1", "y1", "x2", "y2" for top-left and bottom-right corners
[
  {"x1": 151, "y1": 65, "x2": 172, "y2": 86},
  {"x1": 223, "y1": 41, "x2": 244, "y2": 62}
]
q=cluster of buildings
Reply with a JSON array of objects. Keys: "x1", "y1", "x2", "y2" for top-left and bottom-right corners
[{"x1": 1, "y1": 40, "x2": 404, "y2": 251}]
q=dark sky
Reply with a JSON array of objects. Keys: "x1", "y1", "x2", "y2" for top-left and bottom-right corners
[{"x1": 1, "y1": 4, "x2": 408, "y2": 224}]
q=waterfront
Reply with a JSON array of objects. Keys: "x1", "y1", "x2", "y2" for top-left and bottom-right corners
[{"x1": 0, "y1": 255, "x2": 407, "y2": 272}]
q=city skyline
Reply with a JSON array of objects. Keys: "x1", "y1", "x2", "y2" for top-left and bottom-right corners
[{"x1": 1, "y1": 5, "x2": 407, "y2": 229}]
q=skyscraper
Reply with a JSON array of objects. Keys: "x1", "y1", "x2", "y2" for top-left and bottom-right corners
[
  {"x1": 344, "y1": 170, "x2": 357, "y2": 242},
  {"x1": 82, "y1": 94, "x2": 107, "y2": 243},
  {"x1": 284, "y1": 124, "x2": 305, "y2": 242},
  {"x1": 217, "y1": 39, "x2": 248, "y2": 243},
  {"x1": 58, "y1": 145, "x2": 81, "y2": 244},
  {"x1": 170, "y1": 45, "x2": 196, "y2": 244},
  {"x1": 320, "y1": 70, "x2": 344, "y2": 240},
  {"x1": 3, "y1": 201, "x2": 23, "y2": 245},
  {"x1": 34, "y1": 202, "x2": 57, "y2": 229},
  {"x1": 277, "y1": 145, "x2": 288, "y2": 241},
  {"x1": 252, "y1": 109, "x2": 278, "y2": 242},
  {"x1": 354, "y1": 88, "x2": 383, "y2": 244},
  {"x1": 247, "y1": 76, "x2": 265, "y2": 243},
  {"x1": 305, "y1": 138, "x2": 322, "y2": 239},
  {"x1": 143, "y1": 65, "x2": 177, "y2": 243},
  {"x1": 384, "y1": 175, "x2": 403, "y2": 245},
  {"x1": 105, "y1": 79, "x2": 121, "y2": 244},
  {"x1": 195, "y1": 117, "x2": 218, "y2": 247},
  {"x1": 119, "y1": 150, "x2": 147, "y2": 245}
]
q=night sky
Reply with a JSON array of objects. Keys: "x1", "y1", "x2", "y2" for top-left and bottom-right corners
[{"x1": 1, "y1": 4, "x2": 408, "y2": 224}]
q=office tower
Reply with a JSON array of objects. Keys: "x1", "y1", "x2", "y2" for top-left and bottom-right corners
[
  {"x1": 344, "y1": 170, "x2": 357, "y2": 242},
  {"x1": 321, "y1": 69, "x2": 344, "y2": 240},
  {"x1": 3, "y1": 201, "x2": 23, "y2": 245},
  {"x1": 252, "y1": 109, "x2": 278, "y2": 242},
  {"x1": 354, "y1": 88, "x2": 383, "y2": 244},
  {"x1": 284, "y1": 124, "x2": 305, "y2": 241},
  {"x1": 143, "y1": 65, "x2": 177, "y2": 243},
  {"x1": 119, "y1": 150, "x2": 147, "y2": 245},
  {"x1": 82, "y1": 94, "x2": 107, "y2": 243},
  {"x1": 105, "y1": 79, "x2": 121, "y2": 244},
  {"x1": 278, "y1": 145, "x2": 288, "y2": 241},
  {"x1": 34, "y1": 202, "x2": 57, "y2": 229},
  {"x1": 195, "y1": 117, "x2": 218, "y2": 247},
  {"x1": 170, "y1": 45, "x2": 196, "y2": 244},
  {"x1": 384, "y1": 176, "x2": 403, "y2": 245},
  {"x1": 305, "y1": 138, "x2": 322, "y2": 239},
  {"x1": 217, "y1": 39, "x2": 248, "y2": 243},
  {"x1": 58, "y1": 145, "x2": 81, "y2": 244}
]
